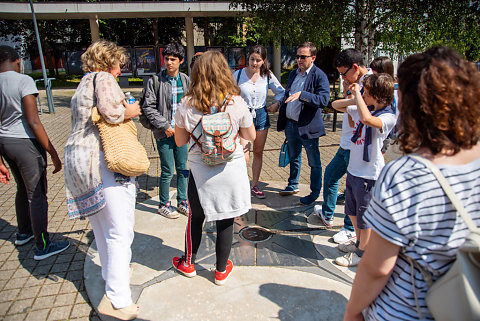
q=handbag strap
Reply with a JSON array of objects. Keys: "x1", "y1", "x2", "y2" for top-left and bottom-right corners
[{"x1": 410, "y1": 154, "x2": 478, "y2": 233}]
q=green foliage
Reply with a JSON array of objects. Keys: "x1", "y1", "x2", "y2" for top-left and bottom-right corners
[
  {"x1": 230, "y1": 0, "x2": 347, "y2": 48},
  {"x1": 230, "y1": 0, "x2": 480, "y2": 61},
  {"x1": 98, "y1": 18, "x2": 184, "y2": 46},
  {"x1": 379, "y1": 0, "x2": 480, "y2": 60}
]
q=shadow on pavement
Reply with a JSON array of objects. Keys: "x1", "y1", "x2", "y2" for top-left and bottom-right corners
[{"x1": 259, "y1": 283, "x2": 348, "y2": 321}]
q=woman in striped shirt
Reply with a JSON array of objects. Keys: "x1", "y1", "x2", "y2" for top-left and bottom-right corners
[{"x1": 344, "y1": 46, "x2": 480, "y2": 320}]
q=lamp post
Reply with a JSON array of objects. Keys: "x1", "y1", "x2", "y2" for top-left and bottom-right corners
[{"x1": 29, "y1": 0, "x2": 55, "y2": 114}]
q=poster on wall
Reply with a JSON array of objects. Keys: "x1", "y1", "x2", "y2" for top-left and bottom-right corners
[
  {"x1": 158, "y1": 47, "x2": 165, "y2": 68},
  {"x1": 134, "y1": 46, "x2": 157, "y2": 76},
  {"x1": 121, "y1": 46, "x2": 133, "y2": 76},
  {"x1": 228, "y1": 47, "x2": 246, "y2": 70}
]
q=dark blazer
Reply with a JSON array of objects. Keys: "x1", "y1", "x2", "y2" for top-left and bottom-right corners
[{"x1": 277, "y1": 64, "x2": 330, "y2": 139}]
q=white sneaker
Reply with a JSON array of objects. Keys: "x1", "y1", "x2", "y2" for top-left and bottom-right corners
[
  {"x1": 335, "y1": 252, "x2": 361, "y2": 267},
  {"x1": 333, "y1": 227, "x2": 356, "y2": 244}
]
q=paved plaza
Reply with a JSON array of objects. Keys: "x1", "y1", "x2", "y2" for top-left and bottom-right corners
[{"x1": 0, "y1": 88, "x2": 401, "y2": 320}]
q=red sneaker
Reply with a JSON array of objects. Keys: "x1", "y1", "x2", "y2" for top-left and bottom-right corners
[
  {"x1": 215, "y1": 260, "x2": 233, "y2": 285},
  {"x1": 172, "y1": 256, "x2": 196, "y2": 277},
  {"x1": 251, "y1": 186, "x2": 266, "y2": 199}
]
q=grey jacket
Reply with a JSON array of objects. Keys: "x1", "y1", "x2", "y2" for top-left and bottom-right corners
[{"x1": 141, "y1": 71, "x2": 190, "y2": 140}]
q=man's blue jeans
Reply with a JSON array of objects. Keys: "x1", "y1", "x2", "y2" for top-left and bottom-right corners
[
  {"x1": 156, "y1": 136, "x2": 188, "y2": 206},
  {"x1": 285, "y1": 120, "x2": 322, "y2": 197},
  {"x1": 322, "y1": 146, "x2": 354, "y2": 231}
]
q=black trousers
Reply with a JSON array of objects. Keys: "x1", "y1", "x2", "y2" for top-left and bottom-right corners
[
  {"x1": 184, "y1": 174, "x2": 234, "y2": 272},
  {"x1": 0, "y1": 137, "x2": 49, "y2": 249}
]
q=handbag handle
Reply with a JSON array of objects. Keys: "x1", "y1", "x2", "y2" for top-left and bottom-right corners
[{"x1": 409, "y1": 155, "x2": 478, "y2": 233}]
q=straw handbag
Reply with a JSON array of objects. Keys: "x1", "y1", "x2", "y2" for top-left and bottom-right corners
[
  {"x1": 91, "y1": 107, "x2": 150, "y2": 177},
  {"x1": 91, "y1": 74, "x2": 150, "y2": 177}
]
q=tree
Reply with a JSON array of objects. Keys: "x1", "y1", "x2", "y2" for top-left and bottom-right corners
[
  {"x1": 230, "y1": 0, "x2": 347, "y2": 48},
  {"x1": 230, "y1": 0, "x2": 480, "y2": 62}
]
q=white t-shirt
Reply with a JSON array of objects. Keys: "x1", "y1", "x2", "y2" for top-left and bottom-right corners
[
  {"x1": 233, "y1": 69, "x2": 284, "y2": 110},
  {"x1": 346, "y1": 105, "x2": 396, "y2": 180},
  {"x1": 339, "y1": 69, "x2": 373, "y2": 150},
  {"x1": 340, "y1": 112, "x2": 354, "y2": 150},
  {"x1": 363, "y1": 155, "x2": 480, "y2": 321},
  {"x1": 0, "y1": 71, "x2": 39, "y2": 138}
]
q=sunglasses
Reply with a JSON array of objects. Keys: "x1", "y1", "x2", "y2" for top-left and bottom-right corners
[
  {"x1": 296, "y1": 55, "x2": 312, "y2": 60},
  {"x1": 340, "y1": 65, "x2": 353, "y2": 77}
]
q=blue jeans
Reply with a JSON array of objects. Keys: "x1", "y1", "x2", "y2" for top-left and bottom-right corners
[
  {"x1": 285, "y1": 120, "x2": 322, "y2": 197},
  {"x1": 322, "y1": 147, "x2": 354, "y2": 231},
  {"x1": 156, "y1": 136, "x2": 188, "y2": 206}
]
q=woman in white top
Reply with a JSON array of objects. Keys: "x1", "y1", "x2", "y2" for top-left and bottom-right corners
[
  {"x1": 172, "y1": 51, "x2": 256, "y2": 285},
  {"x1": 344, "y1": 47, "x2": 480, "y2": 320},
  {"x1": 233, "y1": 45, "x2": 285, "y2": 199}
]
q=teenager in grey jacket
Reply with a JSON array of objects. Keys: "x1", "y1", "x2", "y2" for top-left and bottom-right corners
[{"x1": 142, "y1": 43, "x2": 191, "y2": 218}]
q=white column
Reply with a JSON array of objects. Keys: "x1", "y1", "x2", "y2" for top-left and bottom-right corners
[
  {"x1": 89, "y1": 15, "x2": 100, "y2": 43},
  {"x1": 273, "y1": 41, "x2": 281, "y2": 82},
  {"x1": 185, "y1": 16, "x2": 195, "y2": 75}
]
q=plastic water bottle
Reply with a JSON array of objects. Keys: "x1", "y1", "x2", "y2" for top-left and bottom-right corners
[{"x1": 125, "y1": 92, "x2": 135, "y2": 104}]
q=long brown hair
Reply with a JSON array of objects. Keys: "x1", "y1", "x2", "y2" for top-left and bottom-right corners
[
  {"x1": 186, "y1": 51, "x2": 241, "y2": 112},
  {"x1": 397, "y1": 46, "x2": 480, "y2": 155},
  {"x1": 249, "y1": 45, "x2": 271, "y2": 77}
]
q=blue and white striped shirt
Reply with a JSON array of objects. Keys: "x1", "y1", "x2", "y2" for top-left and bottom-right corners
[{"x1": 363, "y1": 155, "x2": 480, "y2": 321}]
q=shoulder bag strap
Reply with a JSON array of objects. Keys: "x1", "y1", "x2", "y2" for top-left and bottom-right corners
[{"x1": 410, "y1": 154, "x2": 478, "y2": 232}]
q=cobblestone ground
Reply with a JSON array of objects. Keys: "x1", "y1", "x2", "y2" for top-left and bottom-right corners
[{"x1": 0, "y1": 88, "x2": 351, "y2": 320}]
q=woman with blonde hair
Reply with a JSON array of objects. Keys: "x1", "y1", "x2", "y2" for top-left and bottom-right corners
[
  {"x1": 64, "y1": 40, "x2": 141, "y2": 320},
  {"x1": 171, "y1": 51, "x2": 255, "y2": 285},
  {"x1": 344, "y1": 46, "x2": 480, "y2": 320}
]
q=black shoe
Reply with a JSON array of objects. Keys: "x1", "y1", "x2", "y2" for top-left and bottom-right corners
[
  {"x1": 300, "y1": 194, "x2": 318, "y2": 205},
  {"x1": 336, "y1": 193, "x2": 346, "y2": 204},
  {"x1": 15, "y1": 233, "x2": 34, "y2": 246},
  {"x1": 34, "y1": 241, "x2": 70, "y2": 260},
  {"x1": 279, "y1": 186, "x2": 300, "y2": 196}
]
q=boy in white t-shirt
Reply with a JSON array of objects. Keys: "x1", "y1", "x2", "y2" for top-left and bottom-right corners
[{"x1": 331, "y1": 73, "x2": 396, "y2": 267}]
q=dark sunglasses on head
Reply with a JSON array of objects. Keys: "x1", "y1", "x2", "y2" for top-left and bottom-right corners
[{"x1": 296, "y1": 55, "x2": 312, "y2": 60}]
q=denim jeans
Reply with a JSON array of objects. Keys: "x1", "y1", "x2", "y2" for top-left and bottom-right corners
[
  {"x1": 321, "y1": 147, "x2": 354, "y2": 231},
  {"x1": 156, "y1": 136, "x2": 188, "y2": 205},
  {"x1": 285, "y1": 120, "x2": 322, "y2": 197}
]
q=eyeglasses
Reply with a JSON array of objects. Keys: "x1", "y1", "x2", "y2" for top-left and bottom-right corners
[
  {"x1": 296, "y1": 55, "x2": 312, "y2": 60},
  {"x1": 339, "y1": 65, "x2": 353, "y2": 77}
]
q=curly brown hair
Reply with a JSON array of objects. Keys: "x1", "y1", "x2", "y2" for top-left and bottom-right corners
[
  {"x1": 186, "y1": 51, "x2": 241, "y2": 112},
  {"x1": 397, "y1": 46, "x2": 480, "y2": 155},
  {"x1": 363, "y1": 73, "x2": 394, "y2": 106},
  {"x1": 81, "y1": 40, "x2": 127, "y2": 73}
]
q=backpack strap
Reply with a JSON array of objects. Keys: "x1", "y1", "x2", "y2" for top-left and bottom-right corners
[
  {"x1": 236, "y1": 68, "x2": 243, "y2": 84},
  {"x1": 264, "y1": 72, "x2": 270, "y2": 107},
  {"x1": 218, "y1": 94, "x2": 232, "y2": 113}
]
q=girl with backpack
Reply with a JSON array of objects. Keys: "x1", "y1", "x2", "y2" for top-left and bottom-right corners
[
  {"x1": 233, "y1": 45, "x2": 285, "y2": 199},
  {"x1": 171, "y1": 51, "x2": 255, "y2": 285}
]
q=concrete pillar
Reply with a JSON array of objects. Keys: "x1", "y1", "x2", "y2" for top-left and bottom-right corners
[
  {"x1": 273, "y1": 41, "x2": 281, "y2": 82},
  {"x1": 185, "y1": 16, "x2": 195, "y2": 75},
  {"x1": 89, "y1": 15, "x2": 100, "y2": 43}
]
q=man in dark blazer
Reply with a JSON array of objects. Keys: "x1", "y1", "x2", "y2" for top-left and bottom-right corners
[{"x1": 276, "y1": 42, "x2": 330, "y2": 205}]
